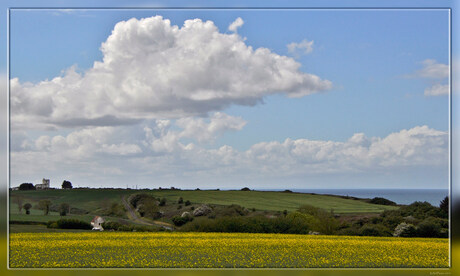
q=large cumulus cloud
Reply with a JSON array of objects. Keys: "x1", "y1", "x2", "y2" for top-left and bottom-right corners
[{"x1": 11, "y1": 16, "x2": 332, "y2": 129}]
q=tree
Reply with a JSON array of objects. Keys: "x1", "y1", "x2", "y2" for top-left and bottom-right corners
[
  {"x1": 38, "y1": 200, "x2": 51, "y2": 215},
  {"x1": 440, "y1": 196, "x2": 448, "y2": 215},
  {"x1": 13, "y1": 196, "x2": 23, "y2": 213},
  {"x1": 59, "y1": 203, "x2": 70, "y2": 216},
  {"x1": 23, "y1": 203, "x2": 32, "y2": 215},
  {"x1": 62, "y1": 180, "x2": 73, "y2": 189},
  {"x1": 241, "y1": 187, "x2": 251, "y2": 191},
  {"x1": 19, "y1": 183, "x2": 35, "y2": 190}
]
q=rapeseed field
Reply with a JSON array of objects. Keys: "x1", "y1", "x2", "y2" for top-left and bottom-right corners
[{"x1": 9, "y1": 232, "x2": 449, "y2": 268}]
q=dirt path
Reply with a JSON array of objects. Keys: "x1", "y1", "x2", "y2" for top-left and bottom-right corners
[{"x1": 121, "y1": 195, "x2": 174, "y2": 231}]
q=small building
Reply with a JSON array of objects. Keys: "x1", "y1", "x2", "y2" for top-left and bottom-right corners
[
  {"x1": 35, "y1": 178, "x2": 50, "y2": 190},
  {"x1": 91, "y1": 216, "x2": 105, "y2": 231}
]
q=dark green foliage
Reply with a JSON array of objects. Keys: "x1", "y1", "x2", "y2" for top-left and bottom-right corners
[
  {"x1": 19, "y1": 183, "x2": 35, "y2": 190},
  {"x1": 216, "y1": 204, "x2": 249, "y2": 217},
  {"x1": 102, "y1": 221, "x2": 160, "y2": 232},
  {"x1": 23, "y1": 203, "x2": 32, "y2": 215},
  {"x1": 129, "y1": 193, "x2": 157, "y2": 208},
  {"x1": 369, "y1": 197, "x2": 397, "y2": 206},
  {"x1": 53, "y1": 219, "x2": 92, "y2": 230},
  {"x1": 62, "y1": 180, "x2": 73, "y2": 189},
  {"x1": 359, "y1": 223, "x2": 392, "y2": 237},
  {"x1": 59, "y1": 203, "x2": 70, "y2": 216},
  {"x1": 240, "y1": 187, "x2": 251, "y2": 191},
  {"x1": 178, "y1": 197, "x2": 184, "y2": 204},
  {"x1": 103, "y1": 202, "x2": 125, "y2": 217},
  {"x1": 439, "y1": 196, "x2": 448, "y2": 217},
  {"x1": 416, "y1": 217, "x2": 443, "y2": 238},
  {"x1": 283, "y1": 210, "x2": 288, "y2": 216},
  {"x1": 172, "y1": 215, "x2": 193, "y2": 226},
  {"x1": 297, "y1": 204, "x2": 339, "y2": 234},
  {"x1": 38, "y1": 200, "x2": 51, "y2": 215},
  {"x1": 159, "y1": 197, "x2": 166, "y2": 206},
  {"x1": 185, "y1": 200, "x2": 191, "y2": 206},
  {"x1": 283, "y1": 190, "x2": 293, "y2": 193},
  {"x1": 101, "y1": 221, "x2": 123, "y2": 230},
  {"x1": 180, "y1": 215, "x2": 311, "y2": 234},
  {"x1": 137, "y1": 201, "x2": 161, "y2": 219},
  {"x1": 177, "y1": 205, "x2": 182, "y2": 210}
]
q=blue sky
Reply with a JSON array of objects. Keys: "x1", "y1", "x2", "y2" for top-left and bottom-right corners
[{"x1": 1, "y1": 1, "x2": 457, "y2": 191}]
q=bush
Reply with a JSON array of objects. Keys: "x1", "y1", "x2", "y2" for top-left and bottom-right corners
[
  {"x1": 369, "y1": 197, "x2": 397, "y2": 206},
  {"x1": 159, "y1": 198, "x2": 166, "y2": 206},
  {"x1": 393, "y1": 222, "x2": 417, "y2": 237},
  {"x1": 416, "y1": 217, "x2": 442, "y2": 237},
  {"x1": 180, "y1": 215, "x2": 311, "y2": 234},
  {"x1": 178, "y1": 197, "x2": 184, "y2": 204},
  {"x1": 19, "y1": 183, "x2": 35, "y2": 190},
  {"x1": 359, "y1": 224, "x2": 392, "y2": 237},
  {"x1": 172, "y1": 215, "x2": 193, "y2": 227},
  {"x1": 297, "y1": 205, "x2": 338, "y2": 234},
  {"x1": 101, "y1": 221, "x2": 124, "y2": 231},
  {"x1": 55, "y1": 219, "x2": 92, "y2": 230},
  {"x1": 185, "y1": 200, "x2": 191, "y2": 206},
  {"x1": 129, "y1": 193, "x2": 157, "y2": 208}
]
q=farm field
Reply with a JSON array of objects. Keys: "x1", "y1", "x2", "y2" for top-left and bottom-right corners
[
  {"x1": 9, "y1": 232, "x2": 449, "y2": 268},
  {"x1": 10, "y1": 189, "x2": 398, "y2": 214}
]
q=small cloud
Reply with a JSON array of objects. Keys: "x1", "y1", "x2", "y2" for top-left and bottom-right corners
[
  {"x1": 424, "y1": 84, "x2": 449, "y2": 96},
  {"x1": 415, "y1": 59, "x2": 449, "y2": 79},
  {"x1": 228, "y1": 17, "x2": 244, "y2": 32},
  {"x1": 287, "y1": 39, "x2": 314, "y2": 56}
]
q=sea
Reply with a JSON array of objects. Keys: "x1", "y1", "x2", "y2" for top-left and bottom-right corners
[{"x1": 259, "y1": 188, "x2": 449, "y2": 206}]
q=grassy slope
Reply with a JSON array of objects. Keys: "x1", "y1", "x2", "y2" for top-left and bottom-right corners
[{"x1": 10, "y1": 189, "x2": 398, "y2": 216}]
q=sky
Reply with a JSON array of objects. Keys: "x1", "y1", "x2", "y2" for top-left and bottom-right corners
[{"x1": 1, "y1": 1, "x2": 457, "y2": 192}]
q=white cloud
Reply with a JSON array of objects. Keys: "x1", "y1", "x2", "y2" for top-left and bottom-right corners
[
  {"x1": 228, "y1": 17, "x2": 244, "y2": 32},
  {"x1": 416, "y1": 59, "x2": 449, "y2": 79},
  {"x1": 11, "y1": 125, "x2": 447, "y2": 187},
  {"x1": 424, "y1": 84, "x2": 449, "y2": 96},
  {"x1": 11, "y1": 16, "x2": 332, "y2": 130},
  {"x1": 176, "y1": 112, "x2": 246, "y2": 143},
  {"x1": 287, "y1": 39, "x2": 314, "y2": 56}
]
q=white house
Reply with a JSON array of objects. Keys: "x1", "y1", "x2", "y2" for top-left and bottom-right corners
[
  {"x1": 35, "y1": 178, "x2": 50, "y2": 190},
  {"x1": 91, "y1": 216, "x2": 105, "y2": 231}
]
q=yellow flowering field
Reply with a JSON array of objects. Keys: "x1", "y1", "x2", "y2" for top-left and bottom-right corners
[{"x1": 9, "y1": 232, "x2": 449, "y2": 268}]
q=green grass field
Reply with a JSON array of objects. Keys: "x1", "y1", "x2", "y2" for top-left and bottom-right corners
[{"x1": 10, "y1": 189, "x2": 398, "y2": 215}]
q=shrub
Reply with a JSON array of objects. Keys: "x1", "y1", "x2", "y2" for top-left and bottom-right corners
[
  {"x1": 129, "y1": 193, "x2": 157, "y2": 208},
  {"x1": 359, "y1": 224, "x2": 392, "y2": 237},
  {"x1": 19, "y1": 183, "x2": 35, "y2": 190},
  {"x1": 369, "y1": 197, "x2": 397, "y2": 206},
  {"x1": 393, "y1": 222, "x2": 417, "y2": 237},
  {"x1": 172, "y1": 215, "x2": 193, "y2": 226},
  {"x1": 159, "y1": 198, "x2": 166, "y2": 206},
  {"x1": 101, "y1": 221, "x2": 124, "y2": 231},
  {"x1": 185, "y1": 200, "x2": 191, "y2": 206},
  {"x1": 180, "y1": 215, "x2": 311, "y2": 234},
  {"x1": 46, "y1": 221, "x2": 58, "y2": 229},
  {"x1": 55, "y1": 219, "x2": 91, "y2": 230},
  {"x1": 178, "y1": 197, "x2": 184, "y2": 204},
  {"x1": 416, "y1": 217, "x2": 442, "y2": 237}
]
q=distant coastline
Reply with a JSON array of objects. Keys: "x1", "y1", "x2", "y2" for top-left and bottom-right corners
[{"x1": 258, "y1": 188, "x2": 448, "y2": 206}]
